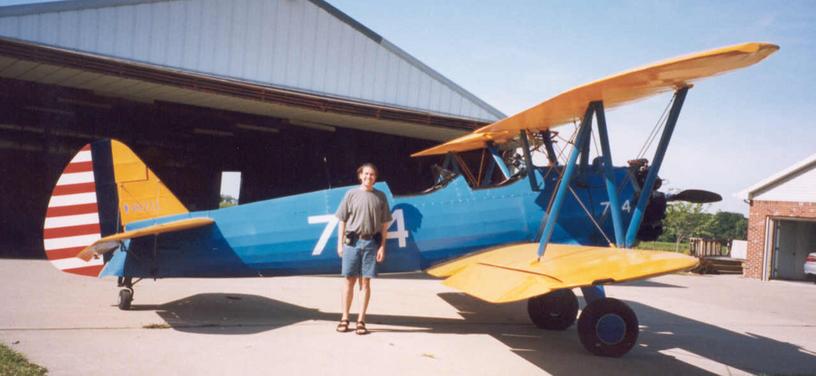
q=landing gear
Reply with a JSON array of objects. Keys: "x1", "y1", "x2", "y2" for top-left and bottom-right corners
[
  {"x1": 527, "y1": 289, "x2": 579, "y2": 330},
  {"x1": 577, "y1": 298, "x2": 639, "y2": 357},
  {"x1": 116, "y1": 276, "x2": 138, "y2": 311},
  {"x1": 118, "y1": 288, "x2": 133, "y2": 310}
]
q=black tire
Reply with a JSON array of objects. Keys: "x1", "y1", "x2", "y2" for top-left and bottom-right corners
[
  {"x1": 577, "y1": 298, "x2": 639, "y2": 357},
  {"x1": 527, "y1": 289, "x2": 579, "y2": 330},
  {"x1": 118, "y1": 289, "x2": 133, "y2": 310}
]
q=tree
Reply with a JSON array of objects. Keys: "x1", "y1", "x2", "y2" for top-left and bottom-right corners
[
  {"x1": 219, "y1": 194, "x2": 238, "y2": 208},
  {"x1": 661, "y1": 202, "x2": 714, "y2": 252},
  {"x1": 707, "y1": 211, "x2": 748, "y2": 242}
]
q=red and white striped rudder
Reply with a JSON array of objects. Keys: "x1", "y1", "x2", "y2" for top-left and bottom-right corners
[{"x1": 42, "y1": 144, "x2": 104, "y2": 276}]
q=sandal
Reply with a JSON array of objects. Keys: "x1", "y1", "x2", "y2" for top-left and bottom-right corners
[
  {"x1": 355, "y1": 321, "x2": 369, "y2": 335},
  {"x1": 336, "y1": 319, "x2": 350, "y2": 333}
]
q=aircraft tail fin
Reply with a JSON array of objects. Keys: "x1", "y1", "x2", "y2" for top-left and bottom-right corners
[{"x1": 42, "y1": 139, "x2": 188, "y2": 276}]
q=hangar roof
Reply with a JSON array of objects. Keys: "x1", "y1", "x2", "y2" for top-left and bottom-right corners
[
  {"x1": 737, "y1": 153, "x2": 816, "y2": 202},
  {"x1": 0, "y1": 0, "x2": 504, "y2": 140}
]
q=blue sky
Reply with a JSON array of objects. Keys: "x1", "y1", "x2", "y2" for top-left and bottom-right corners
[
  {"x1": 2, "y1": 0, "x2": 814, "y2": 213},
  {"x1": 326, "y1": 0, "x2": 815, "y2": 214}
]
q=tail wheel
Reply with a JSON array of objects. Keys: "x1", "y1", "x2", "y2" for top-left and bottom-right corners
[
  {"x1": 527, "y1": 289, "x2": 579, "y2": 330},
  {"x1": 118, "y1": 288, "x2": 134, "y2": 310},
  {"x1": 577, "y1": 298, "x2": 639, "y2": 357}
]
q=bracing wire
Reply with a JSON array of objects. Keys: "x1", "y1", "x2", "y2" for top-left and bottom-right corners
[
  {"x1": 541, "y1": 123, "x2": 578, "y2": 182},
  {"x1": 592, "y1": 92, "x2": 681, "y2": 241},
  {"x1": 636, "y1": 93, "x2": 675, "y2": 159},
  {"x1": 538, "y1": 126, "x2": 581, "y2": 240},
  {"x1": 569, "y1": 186, "x2": 614, "y2": 246}
]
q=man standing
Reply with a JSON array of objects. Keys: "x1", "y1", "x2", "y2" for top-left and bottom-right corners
[{"x1": 335, "y1": 163, "x2": 392, "y2": 335}]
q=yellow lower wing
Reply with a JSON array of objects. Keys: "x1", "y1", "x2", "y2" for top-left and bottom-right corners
[{"x1": 427, "y1": 243, "x2": 698, "y2": 303}]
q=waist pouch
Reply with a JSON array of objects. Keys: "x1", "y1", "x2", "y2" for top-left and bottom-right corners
[{"x1": 344, "y1": 232, "x2": 382, "y2": 246}]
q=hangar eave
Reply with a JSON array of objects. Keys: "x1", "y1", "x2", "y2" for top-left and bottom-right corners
[{"x1": 0, "y1": 37, "x2": 486, "y2": 142}]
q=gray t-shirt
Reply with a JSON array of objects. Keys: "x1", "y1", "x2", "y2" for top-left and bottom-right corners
[{"x1": 335, "y1": 188, "x2": 393, "y2": 236}]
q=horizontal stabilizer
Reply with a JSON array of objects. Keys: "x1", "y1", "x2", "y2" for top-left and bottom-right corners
[
  {"x1": 76, "y1": 217, "x2": 214, "y2": 261},
  {"x1": 428, "y1": 243, "x2": 698, "y2": 303}
]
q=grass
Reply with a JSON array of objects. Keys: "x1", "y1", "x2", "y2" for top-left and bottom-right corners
[
  {"x1": 636, "y1": 241, "x2": 689, "y2": 254},
  {"x1": 0, "y1": 343, "x2": 47, "y2": 376}
]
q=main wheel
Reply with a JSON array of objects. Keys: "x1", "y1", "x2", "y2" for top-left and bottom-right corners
[
  {"x1": 527, "y1": 289, "x2": 579, "y2": 330},
  {"x1": 577, "y1": 298, "x2": 638, "y2": 357},
  {"x1": 118, "y1": 288, "x2": 133, "y2": 310}
]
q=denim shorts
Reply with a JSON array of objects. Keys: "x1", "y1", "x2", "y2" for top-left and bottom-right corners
[{"x1": 341, "y1": 238, "x2": 378, "y2": 278}]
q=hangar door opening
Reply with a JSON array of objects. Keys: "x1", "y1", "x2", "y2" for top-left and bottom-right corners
[{"x1": 772, "y1": 219, "x2": 816, "y2": 281}]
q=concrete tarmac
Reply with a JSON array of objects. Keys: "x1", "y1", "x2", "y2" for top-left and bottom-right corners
[{"x1": 1, "y1": 259, "x2": 815, "y2": 375}]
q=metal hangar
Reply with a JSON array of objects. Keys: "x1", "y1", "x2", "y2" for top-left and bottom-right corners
[{"x1": 0, "y1": 0, "x2": 505, "y2": 257}]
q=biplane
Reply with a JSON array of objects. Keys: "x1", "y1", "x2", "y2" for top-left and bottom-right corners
[{"x1": 42, "y1": 42, "x2": 777, "y2": 356}]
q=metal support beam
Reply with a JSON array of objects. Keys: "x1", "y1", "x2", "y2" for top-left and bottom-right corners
[
  {"x1": 519, "y1": 130, "x2": 539, "y2": 191},
  {"x1": 487, "y1": 144, "x2": 511, "y2": 179},
  {"x1": 625, "y1": 87, "x2": 689, "y2": 247},
  {"x1": 542, "y1": 131, "x2": 559, "y2": 166},
  {"x1": 581, "y1": 286, "x2": 606, "y2": 303},
  {"x1": 579, "y1": 122, "x2": 592, "y2": 170},
  {"x1": 594, "y1": 101, "x2": 624, "y2": 247},
  {"x1": 453, "y1": 153, "x2": 478, "y2": 186},
  {"x1": 445, "y1": 152, "x2": 462, "y2": 178},
  {"x1": 482, "y1": 157, "x2": 497, "y2": 186},
  {"x1": 537, "y1": 105, "x2": 594, "y2": 257},
  {"x1": 441, "y1": 153, "x2": 453, "y2": 171}
]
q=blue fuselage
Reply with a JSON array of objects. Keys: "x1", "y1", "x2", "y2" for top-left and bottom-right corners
[{"x1": 101, "y1": 167, "x2": 637, "y2": 278}]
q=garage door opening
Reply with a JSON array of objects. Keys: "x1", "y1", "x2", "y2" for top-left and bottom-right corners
[{"x1": 772, "y1": 219, "x2": 816, "y2": 281}]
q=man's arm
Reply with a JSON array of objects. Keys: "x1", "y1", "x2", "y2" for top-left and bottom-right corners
[
  {"x1": 337, "y1": 220, "x2": 346, "y2": 257},
  {"x1": 376, "y1": 222, "x2": 388, "y2": 263},
  {"x1": 335, "y1": 191, "x2": 350, "y2": 257}
]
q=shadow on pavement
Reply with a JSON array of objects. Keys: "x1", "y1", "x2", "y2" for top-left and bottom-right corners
[
  {"x1": 131, "y1": 294, "x2": 331, "y2": 335},
  {"x1": 131, "y1": 292, "x2": 816, "y2": 375},
  {"x1": 437, "y1": 292, "x2": 816, "y2": 375}
]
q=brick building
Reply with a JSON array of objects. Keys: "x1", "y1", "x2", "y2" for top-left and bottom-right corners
[{"x1": 738, "y1": 153, "x2": 816, "y2": 280}]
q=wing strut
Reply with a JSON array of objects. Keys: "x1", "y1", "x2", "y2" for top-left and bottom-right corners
[
  {"x1": 536, "y1": 87, "x2": 690, "y2": 255},
  {"x1": 624, "y1": 87, "x2": 689, "y2": 247},
  {"x1": 487, "y1": 143, "x2": 511, "y2": 179},
  {"x1": 518, "y1": 130, "x2": 539, "y2": 191},
  {"x1": 537, "y1": 104, "x2": 594, "y2": 257},
  {"x1": 595, "y1": 101, "x2": 625, "y2": 247},
  {"x1": 541, "y1": 131, "x2": 560, "y2": 166}
]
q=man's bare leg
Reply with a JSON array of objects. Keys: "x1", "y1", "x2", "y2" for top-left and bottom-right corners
[
  {"x1": 358, "y1": 277, "x2": 371, "y2": 323},
  {"x1": 342, "y1": 276, "x2": 357, "y2": 321}
]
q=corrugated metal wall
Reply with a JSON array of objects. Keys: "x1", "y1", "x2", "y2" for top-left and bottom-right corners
[{"x1": 0, "y1": 0, "x2": 503, "y2": 122}]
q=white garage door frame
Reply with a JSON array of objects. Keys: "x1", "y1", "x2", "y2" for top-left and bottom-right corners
[{"x1": 764, "y1": 216, "x2": 816, "y2": 281}]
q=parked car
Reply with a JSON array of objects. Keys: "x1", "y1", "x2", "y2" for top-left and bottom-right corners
[{"x1": 806, "y1": 252, "x2": 816, "y2": 283}]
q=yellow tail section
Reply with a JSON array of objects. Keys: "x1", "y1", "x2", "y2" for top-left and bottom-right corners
[{"x1": 110, "y1": 140, "x2": 188, "y2": 226}]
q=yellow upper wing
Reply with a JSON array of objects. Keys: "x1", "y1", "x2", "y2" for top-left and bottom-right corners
[
  {"x1": 413, "y1": 42, "x2": 778, "y2": 157},
  {"x1": 427, "y1": 243, "x2": 698, "y2": 303}
]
